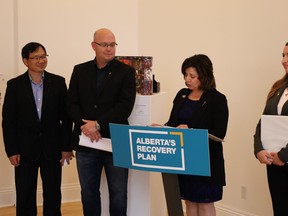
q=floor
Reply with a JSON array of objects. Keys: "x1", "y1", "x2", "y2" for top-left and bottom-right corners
[
  {"x1": 0, "y1": 201, "x2": 83, "y2": 216},
  {"x1": 0, "y1": 202, "x2": 177, "y2": 216}
]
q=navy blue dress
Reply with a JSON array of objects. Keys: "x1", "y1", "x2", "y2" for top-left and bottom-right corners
[{"x1": 177, "y1": 98, "x2": 223, "y2": 203}]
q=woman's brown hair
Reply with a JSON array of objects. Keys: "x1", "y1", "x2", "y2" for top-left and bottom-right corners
[{"x1": 266, "y1": 42, "x2": 288, "y2": 102}]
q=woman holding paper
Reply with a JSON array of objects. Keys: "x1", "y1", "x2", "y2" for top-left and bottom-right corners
[
  {"x1": 157, "y1": 54, "x2": 229, "y2": 216},
  {"x1": 254, "y1": 42, "x2": 288, "y2": 216}
]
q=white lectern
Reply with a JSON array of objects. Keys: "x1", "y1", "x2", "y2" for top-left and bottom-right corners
[{"x1": 100, "y1": 92, "x2": 169, "y2": 216}]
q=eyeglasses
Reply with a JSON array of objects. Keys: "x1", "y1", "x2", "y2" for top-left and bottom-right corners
[
  {"x1": 28, "y1": 54, "x2": 48, "y2": 61},
  {"x1": 93, "y1": 42, "x2": 118, "y2": 48}
]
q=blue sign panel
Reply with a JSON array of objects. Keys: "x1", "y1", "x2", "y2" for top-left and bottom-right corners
[{"x1": 109, "y1": 124, "x2": 210, "y2": 176}]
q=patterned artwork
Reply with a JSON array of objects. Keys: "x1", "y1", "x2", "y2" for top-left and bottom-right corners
[{"x1": 116, "y1": 56, "x2": 153, "y2": 95}]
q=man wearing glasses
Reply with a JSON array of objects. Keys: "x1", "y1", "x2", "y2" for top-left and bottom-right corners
[
  {"x1": 67, "y1": 28, "x2": 136, "y2": 216},
  {"x1": 2, "y1": 42, "x2": 73, "y2": 216}
]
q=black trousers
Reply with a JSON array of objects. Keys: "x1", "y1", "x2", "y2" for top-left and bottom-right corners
[
  {"x1": 15, "y1": 155, "x2": 62, "y2": 216},
  {"x1": 267, "y1": 164, "x2": 288, "y2": 216}
]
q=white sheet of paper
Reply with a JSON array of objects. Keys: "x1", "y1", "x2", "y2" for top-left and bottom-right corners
[
  {"x1": 261, "y1": 115, "x2": 288, "y2": 152},
  {"x1": 79, "y1": 134, "x2": 112, "y2": 152}
]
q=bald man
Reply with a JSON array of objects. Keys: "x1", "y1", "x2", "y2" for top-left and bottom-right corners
[{"x1": 67, "y1": 28, "x2": 136, "y2": 216}]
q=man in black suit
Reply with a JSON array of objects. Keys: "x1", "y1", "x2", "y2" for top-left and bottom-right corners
[
  {"x1": 2, "y1": 42, "x2": 73, "y2": 216},
  {"x1": 67, "y1": 28, "x2": 136, "y2": 216}
]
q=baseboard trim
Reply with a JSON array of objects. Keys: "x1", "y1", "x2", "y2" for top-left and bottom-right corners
[
  {"x1": 0, "y1": 186, "x2": 16, "y2": 208},
  {"x1": 61, "y1": 183, "x2": 81, "y2": 203},
  {"x1": 0, "y1": 183, "x2": 81, "y2": 208},
  {"x1": 216, "y1": 203, "x2": 257, "y2": 216}
]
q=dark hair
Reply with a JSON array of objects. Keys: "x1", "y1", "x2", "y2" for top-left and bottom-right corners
[
  {"x1": 181, "y1": 54, "x2": 216, "y2": 91},
  {"x1": 266, "y1": 42, "x2": 288, "y2": 101},
  {"x1": 21, "y1": 42, "x2": 46, "y2": 59}
]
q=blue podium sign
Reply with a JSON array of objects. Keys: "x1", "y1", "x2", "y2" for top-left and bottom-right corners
[{"x1": 109, "y1": 123, "x2": 210, "y2": 176}]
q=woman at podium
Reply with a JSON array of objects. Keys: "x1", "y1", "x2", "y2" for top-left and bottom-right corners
[{"x1": 162, "y1": 54, "x2": 229, "y2": 216}]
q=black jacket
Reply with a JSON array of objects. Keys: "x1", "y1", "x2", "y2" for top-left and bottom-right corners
[
  {"x1": 2, "y1": 71, "x2": 72, "y2": 161},
  {"x1": 166, "y1": 88, "x2": 229, "y2": 186},
  {"x1": 67, "y1": 58, "x2": 136, "y2": 152}
]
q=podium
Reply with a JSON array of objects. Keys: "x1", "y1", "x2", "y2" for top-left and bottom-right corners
[
  {"x1": 109, "y1": 124, "x2": 210, "y2": 216},
  {"x1": 162, "y1": 173, "x2": 183, "y2": 216}
]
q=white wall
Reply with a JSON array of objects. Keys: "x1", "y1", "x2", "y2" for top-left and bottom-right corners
[
  {"x1": 0, "y1": 0, "x2": 18, "y2": 206},
  {"x1": 1, "y1": 0, "x2": 288, "y2": 215},
  {"x1": 0, "y1": 0, "x2": 140, "y2": 209},
  {"x1": 16, "y1": 0, "x2": 139, "y2": 80}
]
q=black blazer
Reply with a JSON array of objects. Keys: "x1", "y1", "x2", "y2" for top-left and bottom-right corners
[
  {"x1": 166, "y1": 88, "x2": 229, "y2": 186},
  {"x1": 2, "y1": 71, "x2": 72, "y2": 161},
  {"x1": 67, "y1": 58, "x2": 136, "y2": 151}
]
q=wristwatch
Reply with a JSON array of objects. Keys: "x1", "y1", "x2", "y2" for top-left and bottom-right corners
[{"x1": 95, "y1": 121, "x2": 101, "y2": 131}]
